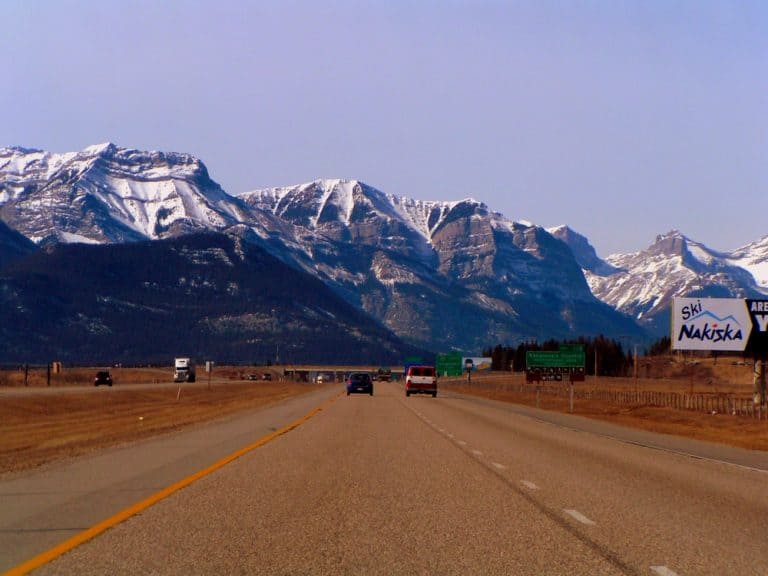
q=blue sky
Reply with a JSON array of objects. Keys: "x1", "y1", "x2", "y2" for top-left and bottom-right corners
[{"x1": 2, "y1": 1, "x2": 766, "y2": 255}]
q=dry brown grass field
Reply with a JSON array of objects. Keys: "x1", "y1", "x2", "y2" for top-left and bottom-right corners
[
  {"x1": 0, "y1": 365, "x2": 320, "y2": 475},
  {"x1": 0, "y1": 356, "x2": 766, "y2": 476},
  {"x1": 443, "y1": 355, "x2": 768, "y2": 451}
]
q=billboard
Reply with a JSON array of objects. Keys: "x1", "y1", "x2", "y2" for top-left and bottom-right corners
[
  {"x1": 671, "y1": 298, "x2": 752, "y2": 351},
  {"x1": 462, "y1": 357, "x2": 492, "y2": 372}
]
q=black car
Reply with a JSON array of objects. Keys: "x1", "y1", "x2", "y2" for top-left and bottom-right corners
[
  {"x1": 94, "y1": 371, "x2": 113, "y2": 387},
  {"x1": 345, "y1": 372, "x2": 373, "y2": 396}
]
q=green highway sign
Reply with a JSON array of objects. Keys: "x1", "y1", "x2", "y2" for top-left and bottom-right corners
[
  {"x1": 436, "y1": 352, "x2": 463, "y2": 377},
  {"x1": 526, "y1": 350, "x2": 585, "y2": 369}
]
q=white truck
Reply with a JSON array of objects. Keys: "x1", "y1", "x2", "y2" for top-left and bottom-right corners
[{"x1": 174, "y1": 358, "x2": 196, "y2": 382}]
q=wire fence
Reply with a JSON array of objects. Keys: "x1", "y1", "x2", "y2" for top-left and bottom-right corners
[{"x1": 444, "y1": 378, "x2": 767, "y2": 420}]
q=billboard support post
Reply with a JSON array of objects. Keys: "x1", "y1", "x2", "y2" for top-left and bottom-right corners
[
  {"x1": 536, "y1": 384, "x2": 540, "y2": 409},
  {"x1": 753, "y1": 360, "x2": 766, "y2": 406}
]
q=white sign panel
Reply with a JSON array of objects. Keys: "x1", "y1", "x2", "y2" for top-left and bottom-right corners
[{"x1": 671, "y1": 298, "x2": 752, "y2": 351}]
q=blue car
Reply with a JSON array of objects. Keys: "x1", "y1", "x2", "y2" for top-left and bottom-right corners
[{"x1": 346, "y1": 372, "x2": 373, "y2": 396}]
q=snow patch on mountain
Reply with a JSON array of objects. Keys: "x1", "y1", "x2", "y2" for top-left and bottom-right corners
[
  {"x1": 729, "y1": 235, "x2": 768, "y2": 289},
  {"x1": 240, "y1": 179, "x2": 488, "y2": 248}
]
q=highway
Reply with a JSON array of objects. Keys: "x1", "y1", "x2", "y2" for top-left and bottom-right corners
[{"x1": 3, "y1": 381, "x2": 768, "y2": 575}]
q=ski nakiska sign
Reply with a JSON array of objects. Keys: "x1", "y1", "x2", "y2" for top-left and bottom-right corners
[{"x1": 671, "y1": 297, "x2": 752, "y2": 351}]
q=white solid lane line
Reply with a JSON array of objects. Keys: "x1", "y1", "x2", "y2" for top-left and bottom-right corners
[
  {"x1": 651, "y1": 566, "x2": 680, "y2": 576},
  {"x1": 520, "y1": 480, "x2": 539, "y2": 490},
  {"x1": 563, "y1": 509, "x2": 596, "y2": 526}
]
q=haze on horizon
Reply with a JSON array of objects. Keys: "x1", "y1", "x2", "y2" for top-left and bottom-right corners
[{"x1": 2, "y1": 1, "x2": 766, "y2": 257}]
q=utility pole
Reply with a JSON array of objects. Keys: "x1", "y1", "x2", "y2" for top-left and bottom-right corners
[
  {"x1": 633, "y1": 344, "x2": 638, "y2": 394},
  {"x1": 594, "y1": 348, "x2": 598, "y2": 389}
]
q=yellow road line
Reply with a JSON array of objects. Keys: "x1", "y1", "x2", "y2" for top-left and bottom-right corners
[{"x1": 3, "y1": 391, "x2": 341, "y2": 576}]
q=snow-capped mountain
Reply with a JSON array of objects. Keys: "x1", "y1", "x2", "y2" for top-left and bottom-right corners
[
  {"x1": 552, "y1": 227, "x2": 768, "y2": 335},
  {"x1": 0, "y1": 143, "x2": 255, "y2": 245},
  {"x1": 240, "y1": 179, "x2": 644, "y2": 349},
  {"x1": 242, "y1": 179, "x2": 590, "y2": 297},
  {"x1": 23, "y1": 143, "x2": 768, "y2": 353}
]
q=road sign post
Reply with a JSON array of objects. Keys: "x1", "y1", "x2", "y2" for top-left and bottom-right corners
[
  {"x1": 205, "y1": 361, "x2": 214, "y2": 390},
  {"x1": 525, "y1": 347, "x2": 585, "y2": 413}
]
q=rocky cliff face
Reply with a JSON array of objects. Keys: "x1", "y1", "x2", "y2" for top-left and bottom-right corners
[{"x1": 241, "y1": 180, "x2": 645, "y2": 350}]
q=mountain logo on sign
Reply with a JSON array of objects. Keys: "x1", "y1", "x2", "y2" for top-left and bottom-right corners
[{"x1": 686, "y1": 311, "x2": 743, "y2": 327}]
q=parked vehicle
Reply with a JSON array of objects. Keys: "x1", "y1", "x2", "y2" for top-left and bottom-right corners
[
  {"x1": 174, "y1": 358, "x2": 196, "y2": 382},
  {"x1": 94, "y1": 371, "x2": 113, "y2": 387},
  {"x1": 405, "y1": 365, "x2": 437, "y2": 397},
  {"x1": 346, "y1": 372, "x2": 373, "y2": 396},
  {"x1": 262, "y1": 373, "x2": 272, "y2": 381}
]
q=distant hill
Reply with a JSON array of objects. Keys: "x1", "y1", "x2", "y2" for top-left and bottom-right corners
[
  {"x1": 0, "y1": 231, "x2": 426, "y2": 365},
  {"x1": 0, "y1": 219, "x2": 36, "y2": 270}
]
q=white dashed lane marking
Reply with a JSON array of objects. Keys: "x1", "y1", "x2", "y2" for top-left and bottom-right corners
[
  {"x1": 411, "y1": 405, "x2": 681, "y2": 576},
  {"x1": 563, "y1": 509, "x2": 596, "y2": 526},
  {"x1": 650, "y1": 567, "x2": 680, "y2": 576}
]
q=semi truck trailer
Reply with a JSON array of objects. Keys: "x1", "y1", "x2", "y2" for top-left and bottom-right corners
[{"x1": 174, "y1": 358, "x2": 196, "y2": 382}]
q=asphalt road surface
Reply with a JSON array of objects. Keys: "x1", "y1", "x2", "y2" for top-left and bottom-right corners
[{"x1": 4, "y1": 382, "x2": 768, "y2": 575}]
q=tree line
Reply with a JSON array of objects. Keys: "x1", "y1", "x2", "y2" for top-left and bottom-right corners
[{"x1": 482, "y1": 335, "x2": 671, "y2": 377}]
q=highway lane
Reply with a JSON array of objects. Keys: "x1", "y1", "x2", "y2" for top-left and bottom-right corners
[
  {"x1": 23, "y1": 381, "x2": 768, "y2": 575},
  {"x1": 0, "y1": 385, "x2": 340, "y2": 572},
  {"x1": 414, "y1": 389, "x2": 768, "y2": 575}
]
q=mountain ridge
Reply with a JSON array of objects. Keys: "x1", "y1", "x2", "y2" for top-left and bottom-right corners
[{"x1": 3, "y1": 143, "x2": 766, "y2": 354}]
